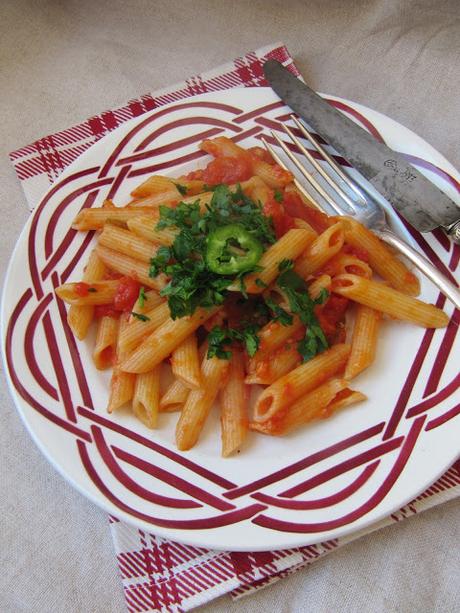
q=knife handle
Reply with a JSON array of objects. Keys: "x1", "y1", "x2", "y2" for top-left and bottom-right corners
[
  {"x1": 378, "y1": 229, "x2": 460, "y2": 310},
  {"x1": 444, "y1": 221, "x2": 460, "y2": 245}
]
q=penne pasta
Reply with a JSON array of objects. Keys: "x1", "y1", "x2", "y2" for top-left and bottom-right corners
[
  {"x1": 295, "y1": 222, "x2": 345, "y2": 278},
  {"x1": 72, "y1": 207, "x2": 158, "y2": 231},
  {"x1": 132, "y1": 367, "x2": 161, "y2": 428},
  {"x1": 175, "y1": 353, "x2": 229, "y2": 451},
  {"x1": 98, "y1": 224, "x2": 158, "y2": 263},
  {"x1": 59, "y1": 135, "x2": 451, "y2": 453},
  {"x1": 95, "y1": 245, "x2": 166, "y2": 290},
  {"x1": 345, "y1": 304, "x2": 382, "y2": 379},
  {"x1": 331, "y1": 274, "x2": 449, "y2": 328},
  {"x1": 121, "y1": 307, "x2": 220, "y2": 373},
  {"x1": 160, "y1": 378, "x2": 190, "y2": 412},
  {"x1": 56, "y1": 280, "x2": 120, "y2": 306},
  {"x1": 119, "y1": 301, "x2": 170, "y2": 356},
  {"x1": 255, "y1": 317, "x2": 304, "y2": 358},
  {"x1": 129, "y1": 289, "x2": 163, "y2": 320},
  {"x1": 131, "y1": 175, "x2": 180, "y2": 198},
  {"x1": 171, "y1": 333, "x2": 202, "y2": 389},
  {"x1": 107, "y1": 316, "x2": 136, "y2": 412},
  {"x1": 67, "y1": 250, "x2": 106, "y2": 339},
  {"x1": 245, "y1": 344, "x2": 301, "y2": 385},
  {"x1": 250, "y1": 379, "x2": 365, "y2": 435},
  {"x1": 220, "y1": 349, "x2": 248, "y2": 456},
  {"x1": 253, "y1": 343, "x2": 351, "y2": 422},
  {"x1": 93, "y1": 315, "x2": 119, "y2": 370},
  {"x1": 341, "y1": 216, "x2": 420, "y2": 295},
  {"x1": 127, "y1": 215, "x2": 178, "y2": 245}
]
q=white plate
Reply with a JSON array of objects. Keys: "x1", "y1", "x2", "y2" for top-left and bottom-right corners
[{"x1": 2, "y1": 88, "x2": 459, "y2": 551}]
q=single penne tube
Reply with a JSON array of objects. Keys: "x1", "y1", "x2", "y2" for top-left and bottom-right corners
[
  {"x1": 121, "y1": 307, "x2": 220, "y2": 373},
  {"x1": 229, "y1": 229, "x2": 316, "y2": 293},
  {"x1": 107, "y1": 316, "x2": 136, "y2": 412},
  {"x1": 341, "y1": 216, "x2": 420, "y2": 295},
  {"x1": 220, "y1": 349, "x2": 248, "y2": 457},
  {"x1": 119, "y1": 302, "x2": 170, "y2": 356},
  {"x1": 67, "y1": 250, "x2": 106, "y2": 339},
  {"x1": 95, "y1": 245, "x2": 166, "y2": 290},
  {"x1": 253, "y1": 343, "x2": 351, "y2": 422},
  {"x1": 132, "y1": 367, "x2": 161, "y2": 428},
  {"x1": 250, "y1": 379, "x2": 364, "y2": 435},
  {"x1": 131, "y1": 175, "x2": 179, "y2": 198},
  {"x1": 295, "y1": 222, "x2": 345, "y2": 278},
  {"x1": 128, "y1": 191, "x2": 180, "y2": 208},
  {"x1": 250, "y1": 157, "x2": 294, "y2": 189},
  {"x1": 56, "y1": 280, "x2": 120, "y2": 305},
  {"x1": 321, "y1": 252, "x2": 372, "y2": 278},
  {"x1": 127, "y1": 215, "x2": 178, "y2": 245},
  {"x1": 245, "y1": 345, "x2": 301, "y2": 385},
  {"x1": 93, "y1": 315, "x2": 119, "y2": 370},
  {"x1": 171, "y1": 333, "x2": 202, "y2": 389},
  {"x1": 72, "y1": 207, "x2": 158, "y2": 231},
  {"x1": 175, "y1": 354, "x2": 229, "y2": 451},
  {"x1": 326, "y1": 389, "x2": 367, "y2": 414},
  {"x1": 98, "y1": 224, "x2": 158, "y2": 263},
  {"x1": 345, "y1": 304, "x2": 382, "y2": 379},
  {"x1": 255, "y1": 316, "x2": 304, "y2": 358},
  {"x1": 160, "y1": 378, "x2": 190, "y2": 412},
  {"x1": 331, "y1": 274, "x2": 449, "y2": 328}
]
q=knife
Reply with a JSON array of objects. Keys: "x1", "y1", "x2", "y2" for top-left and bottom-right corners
[{"x1": 263, "y1": 60, "x2": 460, "y2": 244}]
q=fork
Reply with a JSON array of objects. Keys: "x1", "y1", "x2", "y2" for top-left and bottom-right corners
[{"x1": 262, "y1": 115, "x2": 460, "y2": 310}]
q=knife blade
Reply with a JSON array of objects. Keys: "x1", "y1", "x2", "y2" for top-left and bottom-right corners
[{"x1": 263, "y1": 60, "x2": 460, "y2": 241}]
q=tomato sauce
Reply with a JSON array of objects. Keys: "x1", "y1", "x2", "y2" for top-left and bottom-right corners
[
  {"x1": 262, "y1": 193, "x2": 296, "y2": 238},
  {"x1": 282, "y1": 190, "x2": 332, "y2": 233},
  {"x1": 201, "y1": 156, "x2": 253, "y2": 185}
]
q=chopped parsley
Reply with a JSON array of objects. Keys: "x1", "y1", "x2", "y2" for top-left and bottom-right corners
[
  {"x1": 149, "y1": 185, "x2": 276, "y2": 319},
  {"x1": 275, "y1": 263, "x2": 330, "y2": 362},
  {"x1": 207, "y1": 324, "x2": 261, "y2": 360},
  {"x1": 137, "y1": 287, "x2": 146, "y2": 308},
  {"x1": 264, "y1": 296, "x2": 293, "y2": 326},
  {"x1": 274, "y1": 189, "x2": 283, "y2": 203},
  {"x1": 131, "y1": 312, "x2": 150, "y2": 322},
  {"x1": 174, "y1": 182, "x2": 188, "y2": 195}
]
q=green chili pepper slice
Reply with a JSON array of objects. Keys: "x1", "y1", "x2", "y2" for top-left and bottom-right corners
[{"x1": 206, "y1": 223, "x2": 263, "y2": 275}]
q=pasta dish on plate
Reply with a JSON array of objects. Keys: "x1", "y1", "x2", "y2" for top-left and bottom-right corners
[{"x1": 55, "y1": 136, "x2": 449, "y2": 456}]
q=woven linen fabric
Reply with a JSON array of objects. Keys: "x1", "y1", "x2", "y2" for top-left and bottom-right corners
[{"x1": 8, "y1": 41, "x2": 460, "y2": 613}]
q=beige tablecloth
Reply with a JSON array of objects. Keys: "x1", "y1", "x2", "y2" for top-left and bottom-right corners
[{"x1": 1, "y1": 1, "x2": 459, "y2": 611}]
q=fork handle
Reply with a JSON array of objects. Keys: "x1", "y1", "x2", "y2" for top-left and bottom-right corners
[{"x1": 377, "y1": 229, "x2": 460, "y2": 310}]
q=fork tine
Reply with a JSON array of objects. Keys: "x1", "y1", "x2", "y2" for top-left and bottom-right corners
[
  {"x1": 283, "y1": 123, "x2": 359, "y2": 211},
  {"x1": 290, "y1": 115, "x2": 367, "y2": 205},
  {"x1": 269, "y1": 130, "x2": 345, "y2": 215},
  {"x1": 261, "y1": 137, "x2": 325, "y2": 211}
]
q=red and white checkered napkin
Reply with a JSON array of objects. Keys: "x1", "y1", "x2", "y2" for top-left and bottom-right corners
[{"x1": 9, "y1": 42, "x2": 460, "y2": 613}]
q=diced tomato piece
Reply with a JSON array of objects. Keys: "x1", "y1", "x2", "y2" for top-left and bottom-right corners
[
  {"x1": 94, "y1": 305, "x2": 120, "y2": 319},
  {"x1": 74, "y1": 282, "x2": 90, "y2": 297},
  {"x1": 113, "y1": 277, "x2": 141, "y2": 312},
  {"x1": 283, "y1": 190, "x2": 332, "y2": 233},
  {"x1": 201, "y1": 156, "x2": 253, "y2": 185},
  {"x1": 262, "y1": 193, "x2": 296, "y2": 238}
]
